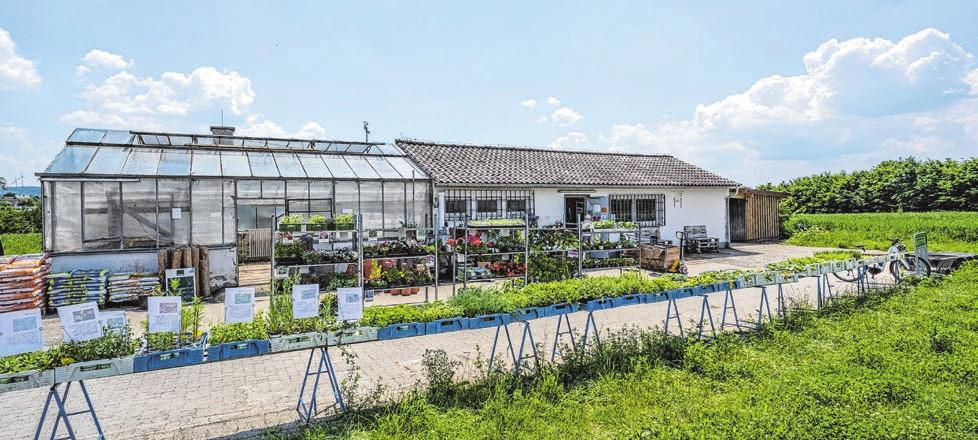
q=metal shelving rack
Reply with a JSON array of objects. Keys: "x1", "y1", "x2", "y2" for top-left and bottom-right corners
[
  {"x1": 270, "y1": 213, "x2": 363, "y2": 292},
  {"x1": 579, "y1": 225, "x2": 642, "y2": 276},
  {"x1": 360, "y1": 226, "x2": 439, "y2": 303},
  {"x1": 451, "y1": 215, "x2": 530, "y2": 294}
]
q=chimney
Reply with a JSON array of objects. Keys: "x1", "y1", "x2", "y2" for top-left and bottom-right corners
[{"x1": 210, "y1": 125, "x2": 235, "y2": 136}]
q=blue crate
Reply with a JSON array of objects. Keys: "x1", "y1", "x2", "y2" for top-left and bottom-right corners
[
  {"x1": 641, "y1": 292, "x2": 667, "y2": 304},
  {"x1": 583, "y1": 298, "x2": 616, "y2": 312},
  {"x1": 539, "y1": 302, "x2": 579, "y2": 318},
  {"x1": 689, "y1": 285, "x2": 710, "y2": 296},
  {"x1": 511, "y1": 306, "x2": 542, "y2": 321},
  {"x1": 425, "y1": 318, "x2": 469, "y2": 334},
  {"x1": 468, "y1": 313, "x2": 512, "y2": 329},
  {"x1": 668, "y1": 288, "x2": 695, "y2": 300},
  {"x1": 134, "y1": 347, "x2": 205, "y2": 372},
  {"x1": 206, "y1": 339, "x2": 271, "y2": 362},
  {"x1": 377, "y1": 322, "x2": 425, "y2": 340},
  {"x1": 611, "y1": 294, "x2": 643, "y2": 308}
]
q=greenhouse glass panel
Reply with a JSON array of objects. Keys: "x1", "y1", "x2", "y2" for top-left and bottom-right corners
[
  {"x1": 192, "y1": 180, "x2": 223, "y2": 245},
  {"x1": 325, "y1": 143, "x2": 349, "y2": 153},
  {"x1": 191, "y1": 150, "x2": 222, "y2": 176},
  {"x1": 344, "y1": 156, "x2": 380, "y2": 179},
  {"x1": 220, "y1": 151, "x2": 251, "y2": 176},
  {"x1": 266, "y1": 139, "x2": 289, "y2": 149},
  {"x1": 261, "y1": 180, "x2": 285, "y2": 198},
  {"x1": 309, "y1": 180, "x2": 332, "y2": 200},
  {"x1": 168, "y1": 135, "x2": 192, "y2": 145},
  {"x1": 236, "y1": 205, "x2": 257, "y2": 230},
  {"x1": 121, "y1": 149, "x2": 161, "y2": 175},
  {"x1": 43, "y1": 182, "x2": 52, "y2": 251},
  {"x1": 139, "y1": 134, "x2": 167, "y2": 145},
  {"x1": 243, "y1": 139, "x2": 266, "y2": 148},
  {"x1": 286, "y1": 180, "x2": 309, "y2": 202},
  {"x1": 359, "y1": 181, "x2": 383, "y2": 230},
  {"x1": 322, "y1": 156, "x2": 356, "y2": 178},
  {"x1": 237, "y1": 180, "x2": 261, "y2": 198},
  {"x1": 85, "y1": 147, "x2": 131, "y2": 175},
  {"x1": 298, "y1": 154, "x2": 332, "y2": 178},
  {"x1": 413, "y1": 181, "x2": 430, "y2": 228},
  {"x1": 68, "y1": 128, "x2": 106, "y2": 143},
  {"x1": 378, "y1": 144, "x2": 403, "y2": 155},
  {"x1": 52, "y1": 181, "x2": 82, "y2": 252},
  {"x1": 365, "y1": 156, "x2": 402, "y2": 178},
  {"x1": 83, "y1": 181, "x2": 122, "y2": 250},
  {"x1": 248, "y1": 152, "x2": 280, "y2": 177},
  {"x1": 45, "y1": 146, "x2": 98, "y2": 174},
  {"x1": 101, "y1": 130, "x2": 135, "y2": 144},
  {"x1": 122, "y1": 179, "x2": 158, "y2": 249},
  {"x1": 334, "y1": 181, "x2": 358, "y2": 218},
  {"x1": 346, "y1": 144, "x2": 369, "y2": 154},
  {"x1": 158, "y1": 180, "x2": 190, "y2": 246},
  {"x1": 273, "y1": 153, "x2": 306, "y2": 178},
  {"x1": 223, "y1": 180, "x2": 236, "y2": 243},
  {"x1": 383, "y1": 182, "x2": 406, "y2": 229},
  {"x1": 385, "y1": 157, "x2": 424, "y2": 180},
  {"x1": 159, "y1": 151, "x2": 192, "y2": 175}
]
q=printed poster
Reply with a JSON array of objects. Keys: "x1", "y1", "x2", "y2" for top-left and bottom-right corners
[
  {"x1": 0, "y1": 309, "x2": 43, "y2": 357},
  {"x1": 292, "y1": 284, "x2": 320, "y2": 319},
  {"x1": 148, "y1": 296, "x2": 182, "y2": 333},
  {"x1": 57, "y1": 302, "x2": 103, "y2": 342},
  {"x1": 337, "y1": 287, "x2": 364, "y2": 322},
  {"x1": 224, "y1": 287, "x2": 255, "y2": 323},
  {"x1": 99, "y1": 311, "x2": 129, "y2": 333}
]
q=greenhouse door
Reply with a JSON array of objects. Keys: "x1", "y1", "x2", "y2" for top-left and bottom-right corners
[{"x1": 236, "y1": 198, "x2": 284, "y2": 261}]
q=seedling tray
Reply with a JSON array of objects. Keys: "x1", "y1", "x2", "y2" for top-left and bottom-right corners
[
  {"x1": 611, "y1": 294, "x2": 642, "y2": 308},
  {"x1": 55, "y1": 357, "x2": 134, "y2": 383},
  {"x1": 207, "y1": 339, "x2": 271, "y2": 361},
  {"x1": 467, "y1": 313, "x2": 512, "y2": 329},
  {"x1": 378, "y1": 323, "x2": 425, "y2": 340},
  {"x1": 0, "y1": 369, "x2": 54, "y2": 393},
  {"x1": 538, "y1": 302, "x2": 578, "y2": 318},
  {"x1": 269, "y1": 332, "x2": 327, "y2": 353},
  {"x1": 670, "y1": 287, "x2": 696, "y2": 300},
  {"x1": 134, "y1": 347, "x2": 205, "y2": 372},
  {"x1": 425, "y1": 318, "x2": 469, "y2": 334},
  {"x1": 329, "y1": 327, "x2": 379, "y2": 345},
  {"x1": 641, "y1": 293, "x2": 667, "y2": 304},
  {"x1": 510, "y1": 306, "x2": 542, "y2": 321},
  {"x1": 583, "y1": 298, "x2": 616, "y2": 312}
]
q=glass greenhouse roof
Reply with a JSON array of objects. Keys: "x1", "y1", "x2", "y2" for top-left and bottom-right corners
[{"x1": 42, "y1": 129, "x2": 429, "y2": 180}]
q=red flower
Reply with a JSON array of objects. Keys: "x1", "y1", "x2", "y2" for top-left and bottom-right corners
[{"x1": 447, "y1": 239, "x2": 456, "y2": 246}]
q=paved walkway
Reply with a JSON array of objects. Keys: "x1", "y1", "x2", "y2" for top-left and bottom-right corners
[{"x1": 5, "y1": 243, "x2": 867, "y2": 439}]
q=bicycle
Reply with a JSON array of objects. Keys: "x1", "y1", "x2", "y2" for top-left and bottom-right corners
[{"x1": 832, "y1": 238, "x2": 931, "y2": 282}]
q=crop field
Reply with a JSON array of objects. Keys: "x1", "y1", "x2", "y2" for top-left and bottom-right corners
[
  {"x1": 0, "y1": 232, "x2": 41, "y2": 255},
  {"x1": 285, "y1": 264, "x2": 978, "y2": 439},
  {"x1": 784, "y1": 211, "x2": 978, "y2": 253}
]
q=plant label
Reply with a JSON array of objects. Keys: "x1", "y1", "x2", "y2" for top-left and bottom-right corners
[
  {"x1": 165, "y1": 268, "x2": 196, "y2": 299},
  {"x1": 292, "y1": 284, "x2": 320, "y2": 319},
  {"x1": 337, "y1": 287, "x2": 364, "y2": 322},
  {"x1": 0, "y1": 309, "x2": 43, "y2": 357},
  {"x1": 148, "y1": 296, "x2": 182, "y2": 333},
  {"x1": 224, "y1": 287, "x2": 255, "y2": 324},
  {"x1": 57, "y1": 302, "x2": 103, "y2": 342},
  {"x1": 99, "y1": 311, "x2": 128, "y2": 333}
]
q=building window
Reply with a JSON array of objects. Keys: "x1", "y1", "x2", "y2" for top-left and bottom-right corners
[
  {"x1": 610, "y1": 194, "x2": 665, "y2": 226},
  {"x1": 506, "y1": 199, "x2": 526, "y2": 214},
  {"x1": 476, "y1": 199, "x2": 497, "y2": 213},
  {"x1": 610, "y1": 198, "x2": 632, "y2": 222},
  {"x1": 635, "y1": 198, "x2": 657, "y2": 222},
  {"x1": 445, "y1": 198, "x2": 468, "y2": 215}
]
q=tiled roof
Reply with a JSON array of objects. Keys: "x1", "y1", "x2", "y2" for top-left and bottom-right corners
[{"x1": 396, "y1": 139, "x2": 740, "y2": 187}]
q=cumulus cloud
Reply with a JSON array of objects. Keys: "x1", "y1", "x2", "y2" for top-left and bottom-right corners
[
  {"x1": 0, "y1": 28, "x2": 41, "y2": 90},
  {"x1": 549, "y1": 132, "x2": 590, "y2": 150},
  {"x1": 519, "y1": 99, "x2": 537, "y2": 108},
  {"x1": 76, "y1": 49, "x2": 134, "y2": 75},
  {"x1": 551, "y1": 107, "x2": 583, "y2": 126},
  {"x1": 546, "y1": 96, "x2": 561, "y2": 106},
  {"x1": 600, "y1": 28, "x2": 978, "y2": 185},
  {"x1": 239, "y1": 114, "x2": 327, "y2": 139},
  {"x1": 0, "y1": 125, "x2": 60, "y2": 184}
]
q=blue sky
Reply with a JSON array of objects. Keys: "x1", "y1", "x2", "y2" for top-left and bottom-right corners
[{"x1": 2, "y1": 1, "x2": 978, "y2": 185}]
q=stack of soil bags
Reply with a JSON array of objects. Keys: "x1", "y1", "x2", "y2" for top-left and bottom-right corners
[
  {"x1": 0, "y1": 253, "x2": 50, "y2": 312},
  {"x1": 107, "y1": 272, "x2": 161, "y2": 303},
  {"x1": 46, "y1": 269, "x2": 108, "y2": 308}
]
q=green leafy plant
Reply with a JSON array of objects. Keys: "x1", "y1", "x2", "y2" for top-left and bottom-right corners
[
  {"x1": 49, "y1": 327, "x2": 140, "y2": 366},
  {"x1": 208, "y1": 319, "x2": 269, "y2": 345},
  {"x1": 334, "y1": 214, "x2": 355, "y2": 230},
  {"x1": 0, "y1": 350, "x2": 53, "y2": 375}
]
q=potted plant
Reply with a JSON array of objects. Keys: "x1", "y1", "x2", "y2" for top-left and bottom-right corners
[
  {"x1": 265, "y1": 276, "x2": 333, "y2": 352},
  {"x1": 0, "y1": 351, "x2": 54, "y2": 393},
  {"x1": 334, "y1": 213, "x2": 354, "y2": 231},
  {"x1": 134, "y1": 296, "x2": 208, "y2": 372},
  {"x1": 307, "y1": 214, "x2": 329, "y2": 231},
  {"x1": 278, "y1": 213, "x2": 304, "y2": 232},
  {"x1": 51, "y1": 326, "x2": 140, "y2": 382}
]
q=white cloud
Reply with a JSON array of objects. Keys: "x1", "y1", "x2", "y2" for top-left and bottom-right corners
[
  {"x1": 0, "y1": 28, "x2": 41, "y2": 90},
  {"x1": 239, "y1": 114, "x2": 327, "y2": 139},
  {"x1": 519, "y1": 99, "x2": 537, "y2": 109},
  {"x1": 546, "y1": 96, "x2": 561, "y2": 106},
  {"x1": 549, "y1": 132, "x2": 590, "y2": 150},
  {"x1": 0, "y1": 125, "x2": 60, "y2": 184},
  {"x1": 551, "y1": 107, "x2": 583, "y2": 126},
  {"x1": 599, "y1": 28, "x2": 978, "y2": 185},
  {"x1": 536, "y1": 116, "x2": 549, "y2": 124},
  {"x1": 77, "y1": 49, "x2": 134, "y2": 75}
]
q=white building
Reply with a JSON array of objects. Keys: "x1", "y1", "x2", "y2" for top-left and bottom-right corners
[{"x1": 397, "y1": 139, "x2": 739, "y2": 246}]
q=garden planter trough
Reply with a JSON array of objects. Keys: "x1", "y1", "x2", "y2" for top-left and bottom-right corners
[
  {"x1": 510, "y1": 306, "x2": 542, "y2": 321},
  {"x1": 641, "y1": 292, "x2": 667, "y2": 304},
  {"x1": 0, "y1": 369, "x2": 54, "y2": 393},
  {"x1": 467, "y1": 313, "x2": 512, "y2": 329},
  {"x1": 134, "y1": 345, "x2": 206, "y2": 373},
  {"x1": 538, "y1": 302, "x2": 578, "y2": 318},
  {"x1": 269, "y1": 332, "x2": 327, "y2": 353},
  {"x1": 329, "y1": 327, "x2": 379, "y2": 345},
  {"x1": 425, "y1": 318, "x2": 469, "y2": 334},
  {"x1": 583, "y1": 298, "x2": 616, "y2": 312},
  {"x1": 669, "y1": 288, "x2": 696, "y2": 300},
  {"x1": 611, "y1": 294, "x2": 643, "y2": 308},
  {"x1": 207, "y1": 339, "x2": 271, "y2": 361},
  {"x1": 55, "y1": 357, "x2": 134, "y2": 383},
  {"x1": 378, "y1": 323, "x2": 425, "y2": 340}
]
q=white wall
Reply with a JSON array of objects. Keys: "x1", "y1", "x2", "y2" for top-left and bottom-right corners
[{"x1": 531, "y1": 186, "x2": 730, "y2": 246}]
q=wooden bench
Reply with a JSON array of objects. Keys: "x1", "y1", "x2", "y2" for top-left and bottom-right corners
[{"x1": 683, "y1": 225, "x2": 719, "y2": 253}]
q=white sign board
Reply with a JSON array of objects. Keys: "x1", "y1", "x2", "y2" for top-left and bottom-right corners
[
  {"x1": 165, "y1": 268, "x2": 196, "y2": 298},
  {"x1": 147, "y1": 296, "x2": 182, "y2": 333},
  {"x1": 291, "y1": 284, "x2": 320, "y2": 319},
  {"x1": 337, "y1": 287, "x2": 364, "y2": 322},
  {"x1": 99, "y1": 311, "x2": 128, "y2": 333},
  {"x1": 224, "y1": 287, "x2": 256, "y2": 323},
  {"x1": 57, "y1": 302, "x2": 103, "y2": 342},
  {"x1": 0, "y1": 309, "x2": 43, "y2": 357}
]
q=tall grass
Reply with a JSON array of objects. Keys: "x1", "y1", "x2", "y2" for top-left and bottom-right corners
[
  {"x1": 0, "y1": 232, "x2": 42, "y2": 255},
  {"x1": 283, "y1": 263, "x2": 978, "y2": 438},
  {"x1": 784, "y1": 211, "x2": 978, "y2": 253}
]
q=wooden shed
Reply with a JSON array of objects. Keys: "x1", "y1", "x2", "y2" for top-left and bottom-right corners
[{"x1": 728, "y1": 187, "x2": 785, "y2": 242}]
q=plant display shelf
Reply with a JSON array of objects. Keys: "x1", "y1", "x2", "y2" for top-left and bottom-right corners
[
  {"x1": 460, "y1": 251, "x2": 527, "y2": 258},
  {"x1": 583, "y1": 248, "x2": 639, "y2": 253},
  {"x1": 362, "y1": 254, "x2": 433, "y2": 261},
  {"x1": 454, "y1": 217, "x2": 531, "y2": 293}
]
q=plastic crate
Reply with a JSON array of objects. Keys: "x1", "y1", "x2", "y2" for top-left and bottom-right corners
[
  {"x1": 641, "y1": 293, "x2": 667, "y2": 304},
  {"x1": 510, "y1": 306, "x2": 541, "y2": 321},
  {"x1": 378, "y1": 323, "x2": 425, "y2": 340},
  {"x1": 425, "y1": 318, "x2": 468, "y2": 334},
  {"x1": 0, "y1": 369, "x2": 53, "y2": 393},
  {"x1": 329, "y1": 327, "x2": 379, "y2": 345},
  {"x1": 134, "y1": 347, "x2": 204, "y2": 372},
  {"x1": 538, "y1": 303, "x2": 578, "y2": 318},
  {"x1": 269, "y1": 332, "x2": 326, "y2": 353},
  {"x1": 55, "y1": 357, "x2": 134, "y2": 383},
  {"x1": 207, "y1": 339, "x2": 271, "y2": 362},
  {"x1": 583, "y1": 298, "x2": 616, "y2": 312},
  {"x1": 611, "y1": 294, "x2": 643, "y2": 308},
  {"x1": 468, "y1": 314, "x2": 512, "y2": 329}
]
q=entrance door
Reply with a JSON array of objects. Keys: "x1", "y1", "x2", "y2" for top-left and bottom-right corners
[
  {"x1": 564, "y1": 196, "x2": 587, "y2": 226},
  {"x1": 236, "y1": 198, "x2": 285, "y2": 261},
  {"x1": 728, "y1": 198, "x2": 747, "y2": 242}
]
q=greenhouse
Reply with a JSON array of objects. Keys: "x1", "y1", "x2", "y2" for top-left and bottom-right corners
[{"x1": 37, "y1": 127, "x2": 432, "y2": 288}]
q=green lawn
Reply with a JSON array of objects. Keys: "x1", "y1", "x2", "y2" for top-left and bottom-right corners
[
  {"x1": 285, "y1": 264, "x2": 978, "y2": 439},
  {"x1": 784, "y1": 211, "x2": 978, "y2": 253},
  {"x1": 0, "y1": 232, "x2": 41, "y2": 255}
]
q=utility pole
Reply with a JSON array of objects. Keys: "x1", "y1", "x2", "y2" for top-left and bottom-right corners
[{"x1": 363, "y1": 121, "x2": 370, "y2": 142}]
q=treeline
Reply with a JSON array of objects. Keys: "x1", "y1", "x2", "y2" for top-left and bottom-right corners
[
  {"x1": 760, "y1": 157, "x2": 978, "y2": 214},
  {"x1": 0, "y1": 198, "x2": 41, "y2": 233}
]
